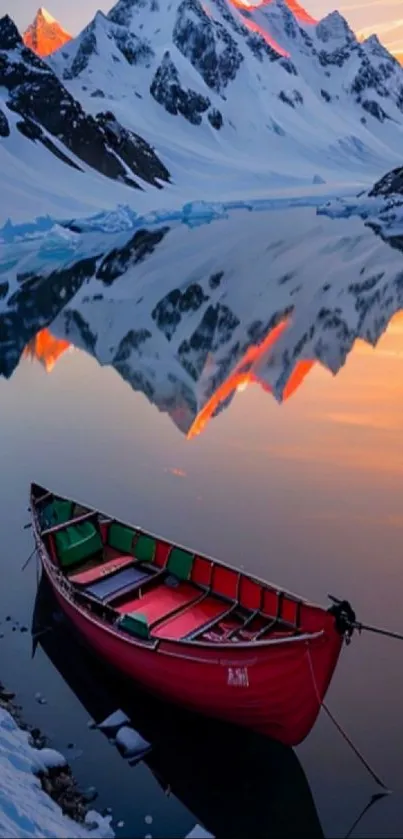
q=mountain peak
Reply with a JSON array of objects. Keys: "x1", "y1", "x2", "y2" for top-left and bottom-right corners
[
  {"x1": 37, "y1": 7, "x2": 57, "y2": 25},
  {"x1": 0, "y1": 15, "x2": 22, "y2": 50},
  {"x1": 23, "y1": 6, "x2": 71, "y2": 57}
]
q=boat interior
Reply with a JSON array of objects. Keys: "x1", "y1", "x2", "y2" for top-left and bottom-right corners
[{"x1": 35, "y1": 493, "x2": 310, "y2": 646}]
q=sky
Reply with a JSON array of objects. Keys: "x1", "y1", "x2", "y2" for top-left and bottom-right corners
[{"x1": 2, "y1": 0, "x2": 402, "y2": 55}]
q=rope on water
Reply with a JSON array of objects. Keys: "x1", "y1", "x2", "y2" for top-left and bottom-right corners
[
  {"x1": 306, "y1": 646, "x2": 391, "y2": 793},
  {"x1": 36, "y1": 549, "x2": 40, "y2": 586},
  {"x1": 343, "y1": 793, "x2": 389, "y2": 839},
  {"x1": 321, "y1": 702, "x2": 390, "y2": 792},
  {"x1": 21, "y1": 546, "x2": 37, "y2": 572}
]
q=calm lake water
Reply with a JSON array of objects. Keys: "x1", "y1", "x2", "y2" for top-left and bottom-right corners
[{"x1": 1, "y1": 208, "x2": 403, "y2": 837}]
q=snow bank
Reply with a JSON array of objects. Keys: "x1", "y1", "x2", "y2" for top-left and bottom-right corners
[
  {"x1": 115, "y1": 726, "x2": 151, "y2": 760},
  {"x1": 318, "y1": 191, "x2": 403, "y2": 239},
  {"x1": 186, "y1": 824, "x2": 214, "y2": 839},
  {"x1": 0, "y1": 192, "x2": 341, "y2": 247},
  {"x1": 0, "y1": 708, "x2": 114, "y2": 839},
  {"x1": 185, "y1": 826, "x2": 214, "y2": 839}
]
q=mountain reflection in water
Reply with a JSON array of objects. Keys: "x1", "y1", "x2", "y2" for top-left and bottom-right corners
[
  {"x1": 23, "y1": 321, "x2": 315, "y2": 439},
  {"x1": 32, "y1": 576, "x2": 324, "y2": 839},
  {"x1": 2, "y1": 207, "x2": 403, "y2": 437}
]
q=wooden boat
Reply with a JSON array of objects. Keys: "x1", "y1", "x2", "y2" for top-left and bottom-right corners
[
  {"x1": 33, "y1": 575, "x2": 325, "y2": 839},
  {"x1": 30, "y1": 482, "x2": 355, "y2": 746}
]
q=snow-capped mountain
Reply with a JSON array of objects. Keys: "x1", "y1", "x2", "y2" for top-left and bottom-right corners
[
  {"x1": 23, "y1": 7, "x2": 71, "y2": 57},
  {"x1": 357, "y1": 19, "x2": 403, "y2": 66},
  {"x1": 2, "y1": 202, "x2": 403, "y2": 436},
  {"x1": 3, "y1": 0, "x2": 403, "y2": 225},
  {"x1": 49, "y1": 0, "x2": 403, "y2": 190},
  {"x1": 0, "y1": 15, "x2": 170, "y2": 223}
]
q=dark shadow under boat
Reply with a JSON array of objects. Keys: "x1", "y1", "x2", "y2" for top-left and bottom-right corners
[{"x1": 32, "y1": 575, "x2": 324, "y2": 839}]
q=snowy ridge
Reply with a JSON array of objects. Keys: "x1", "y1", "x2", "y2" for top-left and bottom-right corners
[
  {"x1": 0, "y1": 15, "x2": 170, "y2": 225},
  {"x1": 0, "y1": 708, "x2": 114, "y2": 838},
  {"x1": 48, "y1": 0, "x2": 403, "y2": 189},
  {"x1": 1, "y1": 204, "x2": 403, "y2": 436},
  {"x1": 3, "y1": 0, "x2": 403, "y2": 223}
]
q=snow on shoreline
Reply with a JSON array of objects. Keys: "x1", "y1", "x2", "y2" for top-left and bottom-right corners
[
  {"x1": 318, "y1": 191, "x2": 403, "y2": 240},
  {"x1": 0, "y1": 707, "x2": 114, "y2": 839},
  {"x1": 0, "y1": 190, "x2": 355, "y2": 247}
]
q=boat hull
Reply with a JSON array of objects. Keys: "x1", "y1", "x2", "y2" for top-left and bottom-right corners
[
  {"x1": 47, "y1": 571, "x2": 342, "y2": 746},
  {"x1": 30, "y1": 482, "x2": 346, "y2": 746}
]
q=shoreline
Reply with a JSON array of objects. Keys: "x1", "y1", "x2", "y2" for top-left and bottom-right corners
[{"x1": 0, "y1": 681, "x2": 114, "y2": 838}]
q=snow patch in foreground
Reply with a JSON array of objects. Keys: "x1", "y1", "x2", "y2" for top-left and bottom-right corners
[
  {"x1": 185, "y1": 826, "x2": 214, "y2": 839},
  {"x1": 0, "y1": 708, "x2": 114, "y2": 839},
  {"x1": 115, "y1": 726, "x2": 151, "y2": 760}
]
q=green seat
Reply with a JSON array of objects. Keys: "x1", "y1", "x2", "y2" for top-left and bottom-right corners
[
  {"x1": 167, "y1": 547, "x2": 194, "y2": 581},
  {"x1": 119, "y1": 613, "x2": 150, "y2": 640},
  {"x1": 55, "y1": 521, "x2": 102, "y2": 570},
  {"x1": 134, "y1": 535, "x2": 156, "y2": 564},
  {"x1": 108, "y1": 523, "x2": 137, "y2": 554},
  {"x1": 42, "y1": 499, "x2": 73, "y2": 529}
]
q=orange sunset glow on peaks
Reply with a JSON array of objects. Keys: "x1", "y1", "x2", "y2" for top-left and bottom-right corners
[
  {"x1": 22, "y1": 311, "x2": 403, "y2": 441},
  {"x1": 230, "y1": 0, "x2": 316, "y2": 26},
  {"x1": 23, "y1": 330, "x2": 71, "y2": 372},
  {"x1": 186, "y1": 319, "x2": 315, "y2": 440},
  {"x1": 23, "y1": 7, "x2": 71, "y2": 57}
]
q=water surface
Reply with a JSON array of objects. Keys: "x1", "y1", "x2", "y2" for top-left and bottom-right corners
[{"x1": 1, "y1": 207, "x2": 403, "y2": 837}]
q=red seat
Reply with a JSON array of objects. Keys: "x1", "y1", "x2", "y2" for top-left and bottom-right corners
[
  {"x1": 152, "y1": 596, "x2": 229, "y2": 641},
  {"x1": 116, "y1": 581, "x2": 200, "y2": 625}
]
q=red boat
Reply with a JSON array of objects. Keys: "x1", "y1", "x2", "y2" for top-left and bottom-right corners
[{"x1": 30, "y1": 483, "x2": 355, "y2": 746}]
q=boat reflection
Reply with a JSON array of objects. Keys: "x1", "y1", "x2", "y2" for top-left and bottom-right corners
[{"x1": 32, "y1": 576, "x2": 324, "y2": 838}]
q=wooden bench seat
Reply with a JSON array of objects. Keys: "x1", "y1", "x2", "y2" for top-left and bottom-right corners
[
  {"x1": 69, "y1": 554, "x2": 134, "y2": 586},
  {"x1": 152, "y1": 595, "x2": 230, "y2": 640},
  {"x1": 116, "y1": 581, "x2": 200, "y2": 625}
]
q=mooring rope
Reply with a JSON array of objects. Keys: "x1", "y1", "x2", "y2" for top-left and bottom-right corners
[
  {"x1": 306, "y1": 646, "x2": 391, "y2": 793},
  {"x1": 21, "y1": 546, "x2": 37, "y2": 572},
  {"x1": 321, "y1": 701, "x2": 390, "y2": 792},
  {"x1": 354, "y1": 621, "x2": 403, "y2": 643},
  {"x1": 328, "y1": 596, "x2": 403, "y2": 644},
  {"x1": 343, "y1": 793, "x2": 389, "y2": 839}
]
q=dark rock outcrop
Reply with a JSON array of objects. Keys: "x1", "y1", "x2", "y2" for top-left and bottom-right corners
[
  {"x1": 369, "y1": 166, "x2": 403, "y2": 197},
  {"x1": 150, "y1": 51, "x2": 211, "y2": 125},
  {"x1": 0, "y1": 107, "x2": 10, "y2": 137}
]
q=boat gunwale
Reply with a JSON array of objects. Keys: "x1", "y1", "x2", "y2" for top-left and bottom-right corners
[{"x1": 30, "y1": 484, "x2": 331, "y2": 653}]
